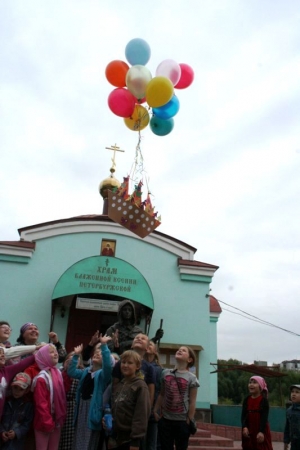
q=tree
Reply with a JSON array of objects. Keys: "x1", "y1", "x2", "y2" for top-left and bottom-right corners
[{"x1": 217, "y1": 359, "x2": 300, "y2": 406}]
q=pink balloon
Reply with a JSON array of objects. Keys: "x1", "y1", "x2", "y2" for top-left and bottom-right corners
[
  {"x1": 175, "y1": 63, "x2": 194, "y2": 89},
  {"x1": 108, "y1": 88, "x2": 136, "y2": 117},
  {"x1": 156, "y1": 59, "x2": 181, "y2": 86}
]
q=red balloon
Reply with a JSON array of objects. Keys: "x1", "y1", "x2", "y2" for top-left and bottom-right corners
[
  {"x1": 105, "y1": 60, "x2": 129, "y2": 87},
  {"x1": 108, "y1": 88, "x2": 136, "y2": 117},
  {"x1": 174, "y1": 63, "x2": 194, "y2": 89}
]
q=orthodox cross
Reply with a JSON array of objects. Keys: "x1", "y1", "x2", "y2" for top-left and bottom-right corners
[{"x1": 105, "y1": 144, "x2": 125, "y2": 173}]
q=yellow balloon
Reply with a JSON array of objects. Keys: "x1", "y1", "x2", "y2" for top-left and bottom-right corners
[
  {"x1": 146, "y1": 76, "x2": 174, "y2": 108},
  {"x1": 124, "y1": 104, "x2": 150, "y2": 131}
]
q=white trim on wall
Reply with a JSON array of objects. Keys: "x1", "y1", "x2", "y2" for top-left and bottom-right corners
[
  {"x1": 0, "y1": 244, "x2": 34, "y2": 258},
  {"x1": 178, "y1": 263, "x2": 217, "y2": 277},
  {"x1": 18, "y1": 220, "x2": 195, "y2": 259}
]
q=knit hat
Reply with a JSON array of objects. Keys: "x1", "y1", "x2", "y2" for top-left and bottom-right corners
[{"x1": 11, "y1": 372, "x2": 31, "y2": 389}]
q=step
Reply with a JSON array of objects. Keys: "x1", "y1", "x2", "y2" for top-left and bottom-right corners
[
  {"x1": 194, "y1": 429, "x2": 212, "y2": 438},
  {"x1": 189, "y1": 447, "x2": 237, "y2": 450},
  {"x1": 189, "y1": 435, "x2": 234, "y2": 447}
]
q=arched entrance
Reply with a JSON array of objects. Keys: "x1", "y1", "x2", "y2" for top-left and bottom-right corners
[{"x1": 52, "y1": 256, "x2": 154, "y2": 351}]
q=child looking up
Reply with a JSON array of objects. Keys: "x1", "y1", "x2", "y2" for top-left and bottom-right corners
[
  {"x1": 67, "y1": 334, "x2": 112, "y2": 450},
  {"x1": 144, "y1": 340, "x2": 163, "y2": 450},
  {"x1": 109, "y1": 350, "x2": 151, "y2": 450},
  {"x1": 284, "y1": 384, "x2": 300, "y2": 450},
  {"x1": 0, "y1": 372, "x2": 33, "y2": 449},
  {"x1": 154, "y1": 346, "x2": 199, "y2": 450},
  {"x1": 31, "y1": 344, "x2": 66, "y2": 450},
  {"x1": 241, "y1": 376, "x2": 272, "y2": 450}
]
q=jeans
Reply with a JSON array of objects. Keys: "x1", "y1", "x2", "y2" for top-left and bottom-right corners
[
  {"x1": 145, "y1": 421, "x2": 158, "y2": 450},
  {"x1": 158, "y1": 417, "x2": 190, "y2": 450}
]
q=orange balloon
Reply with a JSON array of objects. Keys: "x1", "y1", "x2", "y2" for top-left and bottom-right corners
[
  {"x1": 105, "y1": 60, "x2": 130, "y2": 87},
  {"x1": 124, "y1": 104, "x2": 150, "y2": 131}
]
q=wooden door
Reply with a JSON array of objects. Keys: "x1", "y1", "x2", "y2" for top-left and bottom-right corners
[{"x1": 65, "y1": 297, "x2": 117, "y2": 352}]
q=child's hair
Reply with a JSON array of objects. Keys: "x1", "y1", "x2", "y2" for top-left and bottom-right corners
[
  {"x1": 0, "y1": 321, "x2": 10, "y2": 327},
  {"x1": 131, "y1": 333, "x2": 150, "y2": 348},
  {"x1": 134, "y1": 332, "x2": 149, "y2": 343},
  {"x1": 111, "y1": 352, "x2": 120, "y2": 361},
  {"x1": 145, "y1": 340, "x2": 162, "y2": 366},
  {"x1": 121, "y1": 350, "x2": 142, "y2": 369},
  {"x1": 186, "y1": 346, "x2": 196, "y2": 368}
]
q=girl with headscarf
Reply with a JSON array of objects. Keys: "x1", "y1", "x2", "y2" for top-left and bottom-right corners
[
  {"x1": 31, "y1": 344, "x2": 66, "y2": 450},
  {"x1": 241, "y1": 376, "x2": 273, "y2": 450}
]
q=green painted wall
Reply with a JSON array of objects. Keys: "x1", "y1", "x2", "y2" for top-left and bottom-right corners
[
  {"x1": 211, "y1": 405, "x2": 286, "y2": 432},
  {"x1": 0, "y1": 226, "x2": 217, "y2": 406}
]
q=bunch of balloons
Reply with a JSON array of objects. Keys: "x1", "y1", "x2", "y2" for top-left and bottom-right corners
[{"x1": 105, "y1": 38, "x2": 194, "y2": 137}]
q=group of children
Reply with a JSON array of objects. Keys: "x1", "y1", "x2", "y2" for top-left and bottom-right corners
[
  {"x1": 0, "y1": 319, "x2": 200, "y2": 450},
  {"x1": 2, "y1": 319, "x2": 300, "y2": 450}
]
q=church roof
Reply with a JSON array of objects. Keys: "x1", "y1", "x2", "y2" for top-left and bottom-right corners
[
  {"x1": 17, "y1": 214, "x2": 198, "y2": 252},
  {"x1": 0, "y1": 240, "x2": 36, "y2": 249},
  {"x1": 210, "y1": 295, "x2": 222, "y2": 313}
]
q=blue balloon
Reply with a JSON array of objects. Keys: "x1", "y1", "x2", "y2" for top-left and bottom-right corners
[
  {"x1": 125, "y1": 38, "x2": 151, "y2": 66},
  {"x1": 152, "y1": 95, "x2": 180, "y2": 120},
  {"x1": 150, "y1": 116, "x2": 174, "y2": 136}
]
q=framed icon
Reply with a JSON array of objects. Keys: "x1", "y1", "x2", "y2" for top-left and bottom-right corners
[{"x1": 101, "y1": 239, "x2": 116, "y2": 257}]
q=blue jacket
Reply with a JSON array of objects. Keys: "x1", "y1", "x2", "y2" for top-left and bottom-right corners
[
  {"x1": 67, "y1": 344, "x2": 112, "y2": 431},
  {"x1": 0, "y1": 397, "x2": 34, "y2": 450},
  {"x1": 284, "y1": 402, "x2": 300, "y2": 444}
]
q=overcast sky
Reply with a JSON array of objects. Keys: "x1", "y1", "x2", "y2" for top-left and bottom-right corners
[{"x1": 1, "y1": 1, "x2": 300, "y2": 365}]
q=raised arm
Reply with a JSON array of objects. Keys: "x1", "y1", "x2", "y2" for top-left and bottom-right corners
[
  {"x1": 99, "y1": 334, "x2": 112, "y2": 385},
  {"x1": 67, "y1": 344, "x2": 84, "y2": 380}
]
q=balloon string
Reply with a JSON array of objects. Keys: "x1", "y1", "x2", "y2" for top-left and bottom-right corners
[{"x1": 128, "y1": 131, "x2": 153, "y2": 198}]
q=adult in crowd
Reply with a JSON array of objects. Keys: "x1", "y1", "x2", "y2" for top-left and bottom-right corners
[
  {"x1": 0, "y1": 322, "x2": 12, "y2": 349},
  {"x1": 0, "y1": 321, "x2": 42, "y2": 363},
  {"x1": 15, "y1": 323, "x2": 66, "y2": 363}
]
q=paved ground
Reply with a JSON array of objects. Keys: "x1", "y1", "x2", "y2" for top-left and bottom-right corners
[{"x1": 234, "y1": 441, "x2": 283, "y2": 449}]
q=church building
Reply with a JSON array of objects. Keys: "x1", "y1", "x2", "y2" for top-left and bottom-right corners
[{"x1": 0, "y1": 167, "x2": 222, "y2": 414}]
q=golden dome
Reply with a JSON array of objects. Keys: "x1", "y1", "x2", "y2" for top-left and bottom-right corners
[{"x1": 99, "y1": 171, "x2": 121, "y2": 199}]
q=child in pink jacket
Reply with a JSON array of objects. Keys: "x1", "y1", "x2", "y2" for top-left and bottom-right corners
[{"x1": 31, "y1": 344, "x2": 66, "y2": 450}]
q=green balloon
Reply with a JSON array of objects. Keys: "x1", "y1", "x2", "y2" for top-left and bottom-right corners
[{"x1": 150, "y1": 116, "x2": 174, "y2": 136}]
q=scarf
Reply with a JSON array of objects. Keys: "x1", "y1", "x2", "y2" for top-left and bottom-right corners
[
  {"x1": 250, "y1": 376, "x2": 268, "y2": 397},
  {"x1": 33, "y1": 344, "x2": 66, "y2": 426}
]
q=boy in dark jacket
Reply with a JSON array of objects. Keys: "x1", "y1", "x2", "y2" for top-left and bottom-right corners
[
  {"x1": 0, "y1": 372, "x2": 33, "y2": 450},
  {"x1": 109, "y1": 350, "x2": 151, "y2": 450},
  {"x1": 284, "y1": 384, "x2": 300, "y2": 450}
]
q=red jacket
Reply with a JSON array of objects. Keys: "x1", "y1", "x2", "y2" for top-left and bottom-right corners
[{"x1": 33, "y1": 377, "x2": 55, "y2": 433}]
